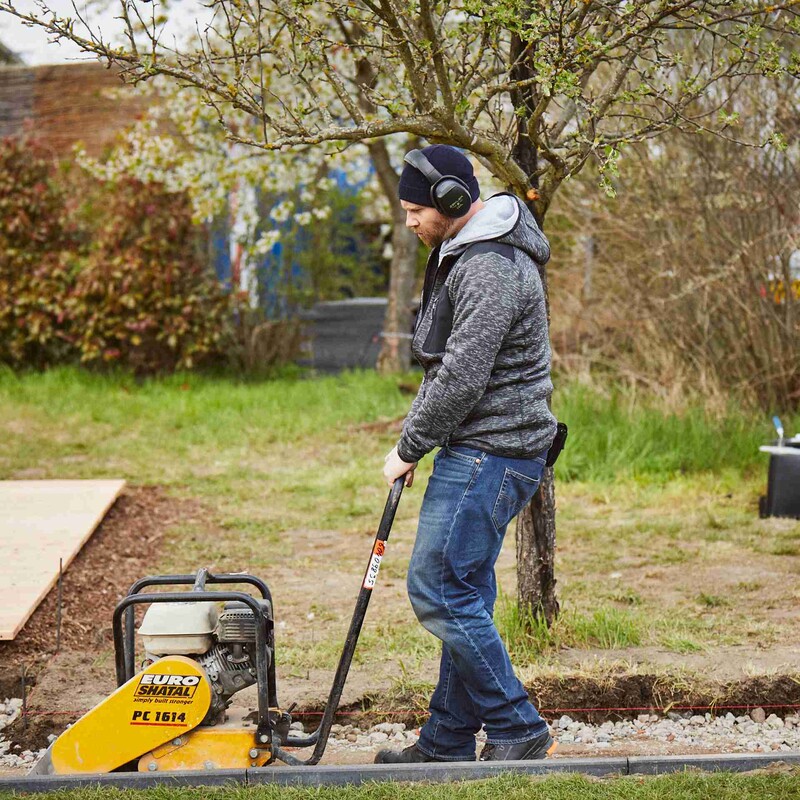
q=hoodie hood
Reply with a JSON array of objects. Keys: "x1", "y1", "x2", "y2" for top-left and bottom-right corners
[{"x1": 439, "y1": 193, "x2": 551, "y2": 267}]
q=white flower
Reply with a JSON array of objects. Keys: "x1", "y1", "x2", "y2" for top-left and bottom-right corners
[
  {"x1": 294, "y1": 211, "x2": 313, "y2": 226},
  {"x1": 254, "y1": 230, "x2": 281, "y2": 254},
  {"x1": 270, "y1": 200, "x2": 295, "y2": 223}
]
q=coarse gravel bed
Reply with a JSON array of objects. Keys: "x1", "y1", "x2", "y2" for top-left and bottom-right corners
[{"x1": 5, "y1": 700, "x2": 800, "y2": 774}]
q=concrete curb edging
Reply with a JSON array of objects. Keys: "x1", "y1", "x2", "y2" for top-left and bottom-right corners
[
  {"x1": 1, "y1": 752, "x2": 799, "y2": 793},
  {"x1": 626, "y1": 752, "x2": 800, "y2": 775}
]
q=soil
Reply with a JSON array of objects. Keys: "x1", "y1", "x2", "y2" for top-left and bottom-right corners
[{"x1": 3, "y1": 482, "x2": 800, "y2": 777}]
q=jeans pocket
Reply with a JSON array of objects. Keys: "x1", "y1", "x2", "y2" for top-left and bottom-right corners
[
  {"x1": 445, "y1": 445, "x2": 483, "y2": 466},
  {"x1": 491, "y1": 467, "x2": 542, "y2": 530}
]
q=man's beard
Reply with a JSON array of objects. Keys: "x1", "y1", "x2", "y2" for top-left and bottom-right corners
[{"x1": 418, "y1": 216, "x2": 455, "y2": 248}]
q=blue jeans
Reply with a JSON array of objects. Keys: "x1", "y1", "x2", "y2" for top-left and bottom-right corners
[{"x1": 408, "y1": 444, "x2": 549, "y2": 761}]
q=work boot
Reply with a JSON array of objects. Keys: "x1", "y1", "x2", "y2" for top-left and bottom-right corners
[
  {"x1": 479, "y1": 731, "x2": 557, "y2": 761},
  {"x1": 374, "y1": 744, "x2": 452, "y2": 764}
]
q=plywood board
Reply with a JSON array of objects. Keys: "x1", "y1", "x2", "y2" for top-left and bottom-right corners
[{"x1": 0, "y1": 480, "x2": 126, "y2": 640}]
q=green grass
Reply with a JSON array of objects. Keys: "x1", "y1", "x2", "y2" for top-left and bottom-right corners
[
  {"x1": 0, "y1": 366, "x2": 420, "y2": 574},
  {"x1": 4, "y1": 771, "x2": 800, "y2": 799},
  {"x1": 2, "y1": 366, "x2": 796, "y2": 488},
  {"x1": 280, "y1": 619, "x2": 439, "y2": 672},
  {"x1": 2, "y1": 366, "x2": 799, "y2": 665},
  {"x1": 552, "y1": 381, "x2": 798, "y2": 482},
  {"x1": 0, "y1": 366, "x2": 413, "y2": 486},
  {"x1": 496, "y1": 598, "x2": 644, "y2": 660}
]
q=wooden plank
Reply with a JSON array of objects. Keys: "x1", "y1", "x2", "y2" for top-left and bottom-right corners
[{"x1": 0, "y1": 480, "x2": 126, "y2": 641}]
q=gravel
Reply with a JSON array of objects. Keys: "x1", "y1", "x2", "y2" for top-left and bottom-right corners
[
  {"x1": 0, "y1": 698, "x2": 45, "y2": 769},
  {"x1": 544, "y1": 710, "x2": 800, "y2": 753},
  {"x1": 324, "y1": 708, "x2": 800, "y2": 756},
  {"x1": 3, "y1": 702, "x2": 799, "y2": 771},
  {"x1": 325, "y1": 722, "x2": 421, "y2": 753}
]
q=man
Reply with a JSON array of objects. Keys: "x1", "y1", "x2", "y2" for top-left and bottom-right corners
[{"x1": 378, "y1": 144, "x2": 558, "y2": 763}]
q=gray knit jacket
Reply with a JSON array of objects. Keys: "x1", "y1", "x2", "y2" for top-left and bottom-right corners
[{"x1": 396, "y1": 193, "x2": 557, "y2": 464}]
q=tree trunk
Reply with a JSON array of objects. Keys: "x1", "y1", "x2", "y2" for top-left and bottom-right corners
[
  {"x1": 343, "y1": 33, "x2": 420, "y2": 374},
  {"x1": 509, "y1": 25, "x2": 560, "y2": 626},
  {"x1": 377, "y1": 221, "x2": 418, "y2": 373},
  {"x1": 516, "y1": 468, "x2": 559, "y2": 625},
  {"x1": 514, "y1": 243, "x2": 560, "y2": 624},
  {"x1": 365, "y1": 139, "x2": 419, "y2": 374}
]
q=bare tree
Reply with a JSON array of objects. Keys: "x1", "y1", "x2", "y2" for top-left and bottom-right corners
[
  {"x1": 4, "y1": 0, "x2": 797, "y2": 624},
  {"x1": 558, "y1": 77, "x2": 800, "y2": 410}
]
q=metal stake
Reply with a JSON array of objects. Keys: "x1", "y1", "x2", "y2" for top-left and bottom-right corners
[
  {"x1": 21, "y1": 665, "x2": 27, "y2": 733},
  {"x1": 56, "y1": 558, "x2": 63, "y2": 654}
]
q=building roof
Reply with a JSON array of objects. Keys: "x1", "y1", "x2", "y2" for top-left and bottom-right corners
[{"x1": 0, "y1": 40, "x2": 23, "y2": 65}]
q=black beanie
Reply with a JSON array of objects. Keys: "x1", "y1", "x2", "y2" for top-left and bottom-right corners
[{"x1": 398, "y1": 145, "x2": 480, "y2": 208}]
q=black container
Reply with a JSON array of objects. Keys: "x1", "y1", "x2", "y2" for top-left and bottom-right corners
[
  {"x1": 297, "y1": 298, "x2": 387, "y2": 372},
  {"x1": 760, "y1": 442, "x2": 800, "y2": 519}
]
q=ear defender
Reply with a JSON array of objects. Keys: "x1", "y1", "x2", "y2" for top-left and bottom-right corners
[{"x1": 403, "y1": 150, "x2": 473, "y2": 218}]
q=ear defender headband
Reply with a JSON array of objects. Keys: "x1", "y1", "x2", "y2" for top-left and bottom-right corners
[{"x1": 403, "y1": 149, "x2": 473, "y2": 218}]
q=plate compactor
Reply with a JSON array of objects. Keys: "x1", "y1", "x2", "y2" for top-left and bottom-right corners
[{"x1": 30, "y1": 479, "x2": 405, "y2": 775}]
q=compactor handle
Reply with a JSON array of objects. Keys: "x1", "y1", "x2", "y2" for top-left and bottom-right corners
[{"x1": 275, "y1": 476, "x2": 405, "y2": 765}]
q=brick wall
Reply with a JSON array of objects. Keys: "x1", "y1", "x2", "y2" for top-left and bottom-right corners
[{"x1": 0, "y1": 61, "x2": 144, "y2": 158}]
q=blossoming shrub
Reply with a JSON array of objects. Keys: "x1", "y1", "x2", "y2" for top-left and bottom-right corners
[
  {"x1": 0, "y1": 138, "x2": 78, "y2": 368},
  {"x1": 0, "y1": 136, "x2": 232, "y2": 374},
  {"x1": 70, "y1": 177, "x2": 232, "y2": 373},
  {"x1": 252, "y1": 183, "x2": 387, "y2": 316}
]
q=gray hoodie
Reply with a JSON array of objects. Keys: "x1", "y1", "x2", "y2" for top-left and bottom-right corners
[{"x1": 396, "y1": 193, "x2": 557, "y2": 464}]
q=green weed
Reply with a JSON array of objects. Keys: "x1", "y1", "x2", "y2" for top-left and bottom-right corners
[
  {"x1": 607, "y1": 589, "x2": 643, "y2": 606},
  {"x1": 496, "y1": 594, "x2": 561, "y2": 660},
  {"x1": 569, "y1": 606, "x2": 644, "y2": 649},
  {"x1": 659, "y1": 635, "x2": 704, "y2": 654},
  {"x1": 769, "y1": 542, "x2": 800, "y2": 556},
  {"x1": 497, "y1": 597, "x2": 645, "y2": 656},
  {"x1": 736, "y1": 581, "x2": 764, "y2": 592}
]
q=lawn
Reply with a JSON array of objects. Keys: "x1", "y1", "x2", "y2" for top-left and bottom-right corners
[
  {"x1": 1, "y1": 366, "x2": 799, "y2": 680},
  {"x1": 3, "y1": 366, "x2": 800, "y2": 788},
  {"x1": 3, "y1": 771, "x2": 800, "y2": 800}
]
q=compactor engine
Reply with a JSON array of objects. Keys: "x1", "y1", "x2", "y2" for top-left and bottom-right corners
[{"x1": 140, "y1": 600, "x2": 266, "y2": 724}]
